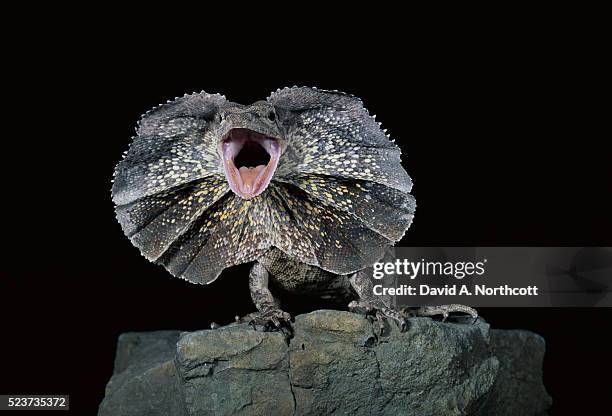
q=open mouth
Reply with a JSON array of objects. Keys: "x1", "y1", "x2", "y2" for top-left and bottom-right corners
[{"x1": 220, "y1": 128, "x2": 281, "y2": 199}]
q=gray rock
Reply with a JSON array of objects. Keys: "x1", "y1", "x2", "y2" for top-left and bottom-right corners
[
  {"x1": 99, "y1": 310, "x2": 551, "y2": 416},
  {"x1": 99, "y1": 331, "x2": 186, "y2": 416},
  {"x1": 176, "y1": 325, "x2": 294, "y2": 415},
  {"x1": 480, "y1": 329, "x2": 552, "y2": 416}
]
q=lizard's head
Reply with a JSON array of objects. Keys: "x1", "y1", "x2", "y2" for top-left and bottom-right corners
[{"x1": 216, "y1": 102, "x2": 285, "y2": 199}]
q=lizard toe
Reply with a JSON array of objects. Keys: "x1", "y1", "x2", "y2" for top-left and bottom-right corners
[
  {"x1": 350, "y1": 300, "x2": 409, "y2": 333},
  {"x1": 413, "y1": 304, "x2": 479, "y2": 324},
  {"x1": 247, "y1": 308, "x2": 293, "y2": 334}
]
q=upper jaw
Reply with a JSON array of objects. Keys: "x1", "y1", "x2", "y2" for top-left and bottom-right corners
[{"x1": 220, "y1": 128, "x2": 281, "y2": 199}]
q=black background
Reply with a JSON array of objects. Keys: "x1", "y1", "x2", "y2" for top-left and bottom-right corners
[{"x1": 1, "y1": 17, "x2": 610, "y2": 415}]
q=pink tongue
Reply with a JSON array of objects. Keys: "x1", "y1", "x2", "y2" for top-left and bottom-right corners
[{"x1": 238, "y1": 165, "x2": 266, "y2": 193}]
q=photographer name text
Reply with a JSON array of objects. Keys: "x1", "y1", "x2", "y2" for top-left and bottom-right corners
[
  {"x1": 373, "y1": 284, "x2": 539, "y2": 296},
  {"x1": 372, "y1": 259, "x2": 539, "y2": 297}
]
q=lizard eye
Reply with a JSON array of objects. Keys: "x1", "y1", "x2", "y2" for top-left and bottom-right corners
[{"x1": 267, "y1": 111, "x2": 276, "y2": 121}]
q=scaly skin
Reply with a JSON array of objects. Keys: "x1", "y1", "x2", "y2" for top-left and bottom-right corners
[{"x1": 112, "y1": 87, "x2": 475, "y2": 331}]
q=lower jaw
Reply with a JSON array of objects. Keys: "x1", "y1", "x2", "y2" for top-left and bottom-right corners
[{"x1": 228, "y1": 161, "x2": 277, "y2": 199}]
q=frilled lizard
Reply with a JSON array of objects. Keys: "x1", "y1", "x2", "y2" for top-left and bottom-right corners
[{"x1": 112, "y1": 87, "x2": 477, "y2": 332}]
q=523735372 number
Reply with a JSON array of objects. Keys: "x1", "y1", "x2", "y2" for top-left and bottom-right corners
[{"x1": 1, "y1": 395, "x2": 69, "y2": 410}]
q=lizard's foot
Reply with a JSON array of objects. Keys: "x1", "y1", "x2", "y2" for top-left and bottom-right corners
[
  {"x1": 246, "y1": 308, "x2": 293, "y2": 335},
  {"x1": 411, "y1": 304, "x2": 478, "y2": 323},
  {"x1": 349, "y1": 300, "x2": 408, "y2": 333}
]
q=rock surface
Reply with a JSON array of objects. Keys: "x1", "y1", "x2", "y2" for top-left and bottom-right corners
[{"x1": 99, "y1": 310, "x2": 551, "y2": 416}]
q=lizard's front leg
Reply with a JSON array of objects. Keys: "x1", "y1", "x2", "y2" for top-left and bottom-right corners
[{"x1": 244, "y1": 261, "x2": 292, "y2": 332}]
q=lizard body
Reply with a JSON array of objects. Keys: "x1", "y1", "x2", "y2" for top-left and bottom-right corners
[{"x1": 112, "y1": 87, "x2": 475, "y2": 330}]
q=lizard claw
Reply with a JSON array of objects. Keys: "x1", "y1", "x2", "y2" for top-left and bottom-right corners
[
  {"x1": 247, "y1": 308, "x2": 293, "y2": 335},
  {"x1": 412, "y1": 304, "x2": 479, "y2": 324},
  {"x1": 349, "y1": 300, "x2": 409, "y2": 333}
]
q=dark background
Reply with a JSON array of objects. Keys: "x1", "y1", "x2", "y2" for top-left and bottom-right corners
[{"x1": 1, "y1": 18, "x2": 610, "y2": 415}]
